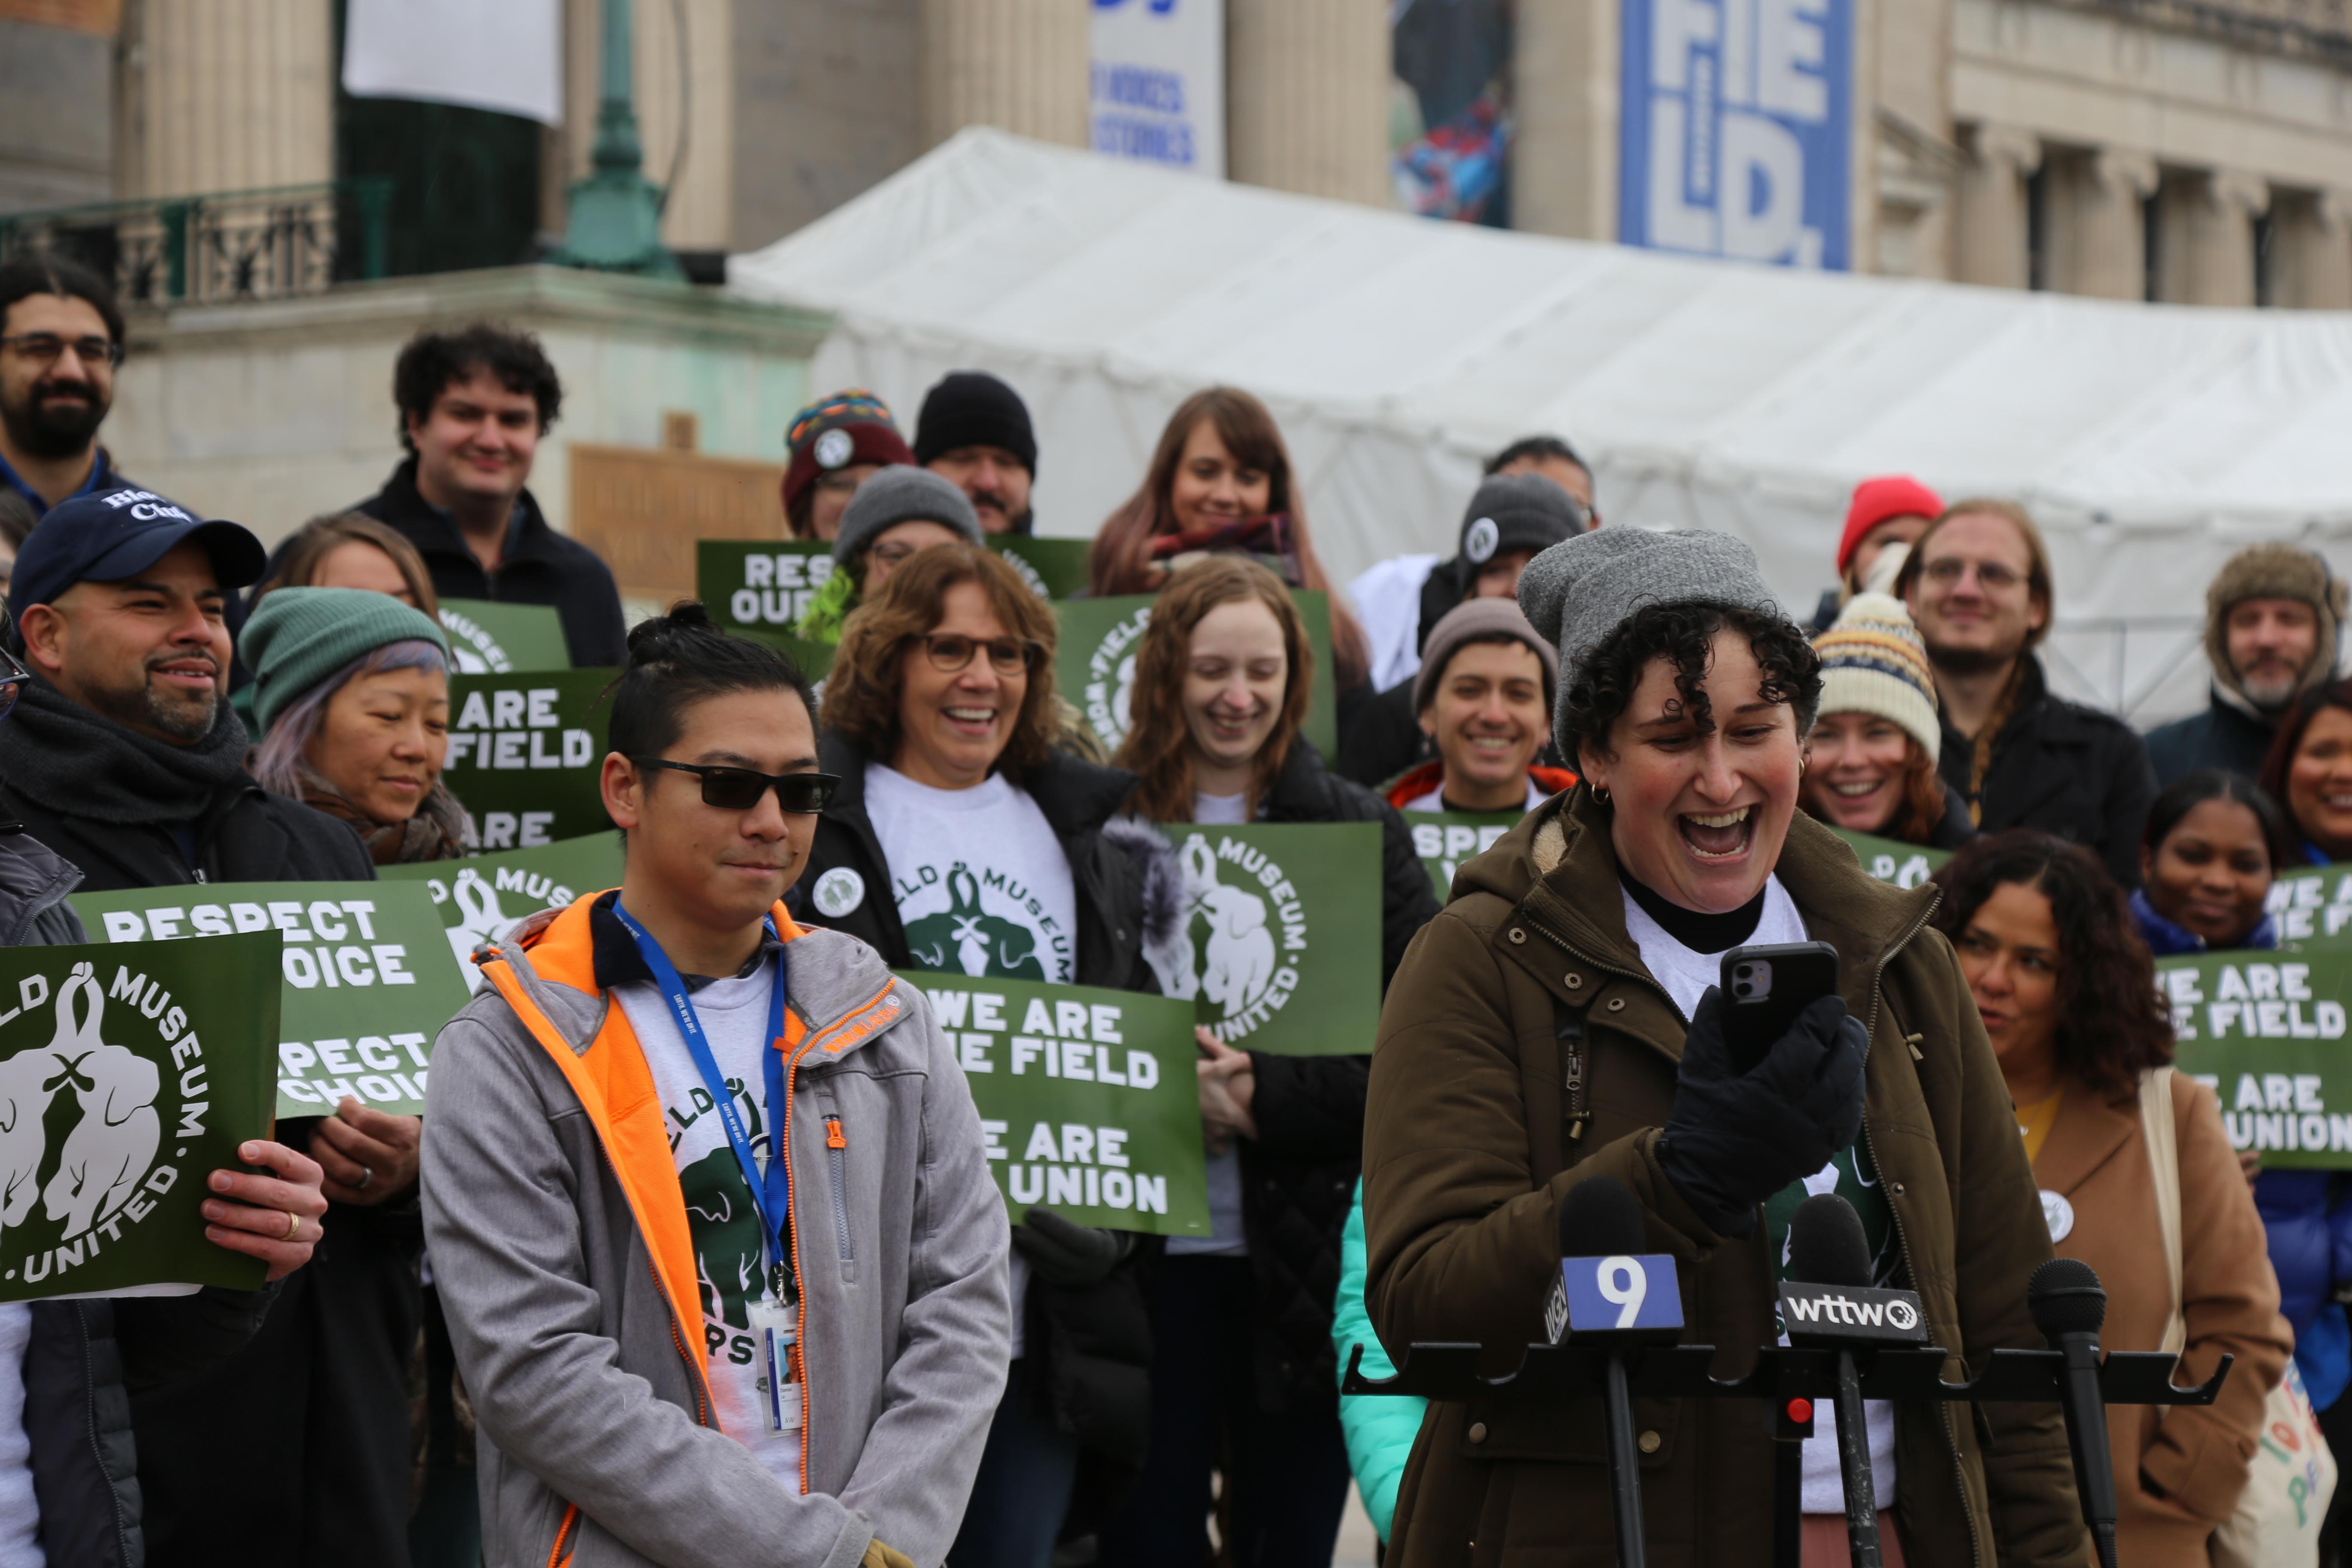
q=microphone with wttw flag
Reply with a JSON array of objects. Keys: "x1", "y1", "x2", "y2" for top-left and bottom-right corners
[
  {"x1": 1780, "y1": 1192, "x2": 1931, "y2": 1568},
  {"x1": 1544, "y1": 1176, "x2": 1684, "y2": 1568},
  {"x1": 2029, "y1": 1257, "x2": 2122, "y2": 1568}
]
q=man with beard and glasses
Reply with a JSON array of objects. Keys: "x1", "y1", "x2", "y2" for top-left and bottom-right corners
[
  {"x1": 2144, "y1": 544, "x2": 2346, "y2": 786},
  {"x1": 1894, "y1": 499, "x2": 2156, "y2": 887},
  {"x1": 0, "y1": 255, "x2": 130, "y2": 516},
  {"x1": 914, "y1": 370, "x2": 1037, "y2": 536}
]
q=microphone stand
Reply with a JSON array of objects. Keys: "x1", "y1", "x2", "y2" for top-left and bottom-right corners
[
  {"x1": 1829, "y1": 1349, "x2": 1882, "y2": 1568},
  {"x1": 1602, "y1": 1352, "x2": 1648, "y2": 1568}
]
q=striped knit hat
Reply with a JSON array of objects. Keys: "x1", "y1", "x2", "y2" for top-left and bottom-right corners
[{"x1": 1813, "y1": 592, "x2": 1941, "y2": 763}]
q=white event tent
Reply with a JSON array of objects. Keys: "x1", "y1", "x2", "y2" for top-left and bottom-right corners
[{"x1": 729, "y1": 128, "x2": 2352, "y2": 721}]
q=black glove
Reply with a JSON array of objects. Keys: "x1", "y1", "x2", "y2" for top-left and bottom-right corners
[
  {"x1": 1011, "y1": 1206, "x2": 1132, "y2": 1288},
  {"x1": 1656, "y1": 987, "x2": 1867, "y2": 1240}
]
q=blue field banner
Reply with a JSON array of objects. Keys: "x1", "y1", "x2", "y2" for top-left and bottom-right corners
[
  {"x1": 1619, "y1": 0, "x2": 1852, "y2": 269},
  {"x1": 1560, "y1": 1253, "x2": 1685, "y2": 1334}
]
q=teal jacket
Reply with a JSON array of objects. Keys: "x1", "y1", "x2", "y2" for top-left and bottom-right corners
[{"x1": 1334, "y1": 1177, "x2": 1426, "y2": 1540}]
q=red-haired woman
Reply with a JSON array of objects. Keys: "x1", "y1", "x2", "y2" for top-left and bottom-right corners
[{"x1": 1088, "y1": 386, "x2": 1372, "y2": 695}]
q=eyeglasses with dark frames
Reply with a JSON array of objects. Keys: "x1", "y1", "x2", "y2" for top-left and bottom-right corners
[
  {"x1": 913, "y1": 633, "x2": 1044, "y2": 676},
  {"x1": 0, "y1": 334, "x2": 124, "y2": 369},
  {"x1": 632, "y1": 758, "x2": 840, "y2": 813},
  {"x1": 0, "y1": 642, "x2": 27, "y2": 726}
]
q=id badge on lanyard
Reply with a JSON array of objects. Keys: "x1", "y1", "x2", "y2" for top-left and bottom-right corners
[{"x1": 749, "y1": 1293, "x2": 801, "y2": 1433}]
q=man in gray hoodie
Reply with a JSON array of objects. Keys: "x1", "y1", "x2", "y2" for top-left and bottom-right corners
[{"x1": 421, "y1": 604, "x2": 1011, "y2": 1568}]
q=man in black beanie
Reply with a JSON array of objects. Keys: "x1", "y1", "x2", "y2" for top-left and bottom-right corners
[
  {"x1": 914, "y1": 370, "x2": 1037, "y2": 536},
  {"x1": 1337, "y1": 472, "x2": 1589, "y2": 787}
]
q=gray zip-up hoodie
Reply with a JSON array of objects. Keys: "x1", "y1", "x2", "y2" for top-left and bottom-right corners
[{"x1": 420, "y1": 897, "x2": 1011, "y2": 1568}]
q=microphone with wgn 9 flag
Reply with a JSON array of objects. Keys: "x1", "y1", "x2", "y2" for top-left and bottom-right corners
[
  {"x1": 2027, "y1": 1257, "x2": 2121, "y2": 1568},
  {"x1": 1547, "y1": 1175, "x2": 1684, "y2": 1568},
  {"x1": 1780, "y1": 1192, "x2": 1929, "y2": 1568}
]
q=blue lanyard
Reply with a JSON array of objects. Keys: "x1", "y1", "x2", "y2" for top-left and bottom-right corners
[{"x1": 612, "y1": 902, "x2": 793, "y2": 1293}]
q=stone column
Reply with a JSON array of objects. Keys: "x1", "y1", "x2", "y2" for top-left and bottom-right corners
[
  {"x1": 2179, "y1": 168, "x2": 2269, "y2": 307},
  {"x1": 1225, "y1": 0, "x2": 1389, "y2": 207},
  {"x1": 2051, "y1": 147, "x2": 2155, "y2": 300},
  {"x1": 113, "y1": 0, "x2": 332, "y2": 198},
  {"x1": 1512, "y1": 0, "x2": 1618, "y2": 240},
  {"x1": 917, "y1": 0, "x2": 1087, "y2": 151},
  {"x1": 2269, "y1": 190, "x2": 2352, "y2": 309},
  {"x1": 1953, "y1": 123, "x2": 2037, "y2": 289}
]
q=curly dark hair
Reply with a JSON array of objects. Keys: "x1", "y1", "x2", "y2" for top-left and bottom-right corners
[
  {"x1": 1930, "y1": 830, "x2": 2174, "y2": 1099},
  {"x1": 1558, "y1": 601, "x2": 1821, "y2": 765},
  {"x1": 392, "y1": 322, "x2": 563, "y2": 451}
]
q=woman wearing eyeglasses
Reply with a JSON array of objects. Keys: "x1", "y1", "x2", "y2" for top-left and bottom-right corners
[
  {"x1": 791, "y1": 464, "x2": 986, "y2": 645},
  {"x1": 790, "y1": 541, "x2": 1172, "y2": 1568}
]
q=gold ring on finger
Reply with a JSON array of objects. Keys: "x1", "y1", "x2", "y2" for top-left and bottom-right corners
[{"x1": 283, "y1": 1210, "x2": 301, "y2": 1241}]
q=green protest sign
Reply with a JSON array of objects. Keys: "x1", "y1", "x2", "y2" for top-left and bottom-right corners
[
  {"x1": 2156, "y1": 946, "x2": 2352, "y2": 1168},
  {"x1": 989, "y1": 536, "x2": 1089, "y2": 599},
  {"x1": 444, "y1": 668, "x2": 617, "y2": 846},
  {"x1": 729, "y1": 626, "x2": 836, "y2": 682},
  {"x1": 2266, "y1": 865, "x2": 2352, "y2": 944},
  {"x1": 70, "y1": 882, "x2": 472, "y2": 1120},
  {"x1": 1139, "y1": 822, "x2": 1381, "y2": 1055},
  {"x1": 896, "y1": 970, "x2": 1208, "y2": 1237},
  {"x1": 0, "y1": 934, "x2": 279, "y2": 1301},
  {"x1": 698, "y1": 541, "x2": 837, "y2": 635},
  {"x1": 1828, "y1": 828, "x2": 1951, "y2": 889},
  {"x1": 1406, "y1": 810, "x2": 1526, "y2": 900},
  {"x1": 438, "y1": 599, "x2": 572, "y2": 674},
  {"x1": 1055, "y1": 591, "x2": 1336, "y2": 761},
  {"x1": 379, "y1": 835, "x2": 626, "y2": 992}
]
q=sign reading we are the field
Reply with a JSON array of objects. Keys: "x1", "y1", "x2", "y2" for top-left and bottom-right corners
[
  {"x1": 2157, "y1": 946, "x2": 2352, "y2": 1167},
  {"x1": 902, "y1": 971, "x2": 1209, "y2": 1237},
  {"x1": 444, "y1": 669, "x2": 618, "y2": 846}
]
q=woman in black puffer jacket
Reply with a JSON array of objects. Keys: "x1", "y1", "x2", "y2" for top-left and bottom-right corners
[{"x1": 1101, "y1": 557, "x2": 1439, "y2": 1568}]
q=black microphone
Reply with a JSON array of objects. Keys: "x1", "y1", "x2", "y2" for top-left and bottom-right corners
[
  {"x1": 1552, "y1": 1176, "x2": 1668, "y2": 1568},
  {"x1": 1782, "y1": 1193, "x2": 1925, "y2": 1568},
  {"x1": 2029, "y1": 1257, "x2": 2121, "y2": 1568}
]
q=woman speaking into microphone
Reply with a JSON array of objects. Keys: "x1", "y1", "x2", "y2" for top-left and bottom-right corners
[{"x1": 1361, "y1": 529, "x2": 2088, "y2": 1568}]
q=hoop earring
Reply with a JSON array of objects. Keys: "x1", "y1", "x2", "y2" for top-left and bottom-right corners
[{"x1": 1590, "y1": 783, "x2": 1611, "y2": 806}]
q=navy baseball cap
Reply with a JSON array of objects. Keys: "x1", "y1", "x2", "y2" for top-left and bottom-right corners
[{"x1": 9, "y1": 486, "x2": 267, "y2": 616}]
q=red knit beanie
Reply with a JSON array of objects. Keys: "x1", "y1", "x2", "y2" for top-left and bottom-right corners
[{"x1": 1837, "y1": 476, "x2": 1944, "y2": 577}]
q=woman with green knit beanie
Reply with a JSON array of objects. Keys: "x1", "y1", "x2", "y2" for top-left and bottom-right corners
[{"x1": 240, "y1": 586, "x2": 469, "y2": 864}]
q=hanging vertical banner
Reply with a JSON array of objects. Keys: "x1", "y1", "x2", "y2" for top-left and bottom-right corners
[
  {"x1": 1618, "y1": 0, "x2": 1851, "y2": 269},
  {"x1": 1090, "y1": 0, "x2": 1226, "y2": 177}
]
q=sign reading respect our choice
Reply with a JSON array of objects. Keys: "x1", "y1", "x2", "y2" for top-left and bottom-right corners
[
  {"x1": 900, "y1": 971, "x2": 1208, "y2": 1236},
  {"x1": 444, "y1": 668, "x2": 618, "y2": 847},
  {"x1": 380, "y1": 834, "x2": 626, "y2": 992},
  {"x1": 1140, "y1": 822, "x2": 1381, "y2": 1055},
  {"x1": 2156, "y1": 946, "x2": 2352, "y2": 1168},
  {"x1": 1055, "y1": 591, "x2": 1339, "y2": 761},
  {"x1": 438, "y1": 598, "x2": 571, "y2": 674},
  {"x1": 1408, "y1": 810, "x2": 1527, "y2": 900},
  {"x1": 0, "y1": 934, "x2": 278, "y2": 1302},
  {"x1": 70, "y1": 882, "x2": 473, "y2": 1120},
  {"x1": 697, "y1": 537, "x2": 1091, "y2": 636},
  {"x1": 1828, "y1": 828, "x2": 1951, "y2": 889},
  {"x1": 2266, "y1": 865, "x2": 2352, "y2": 943}
]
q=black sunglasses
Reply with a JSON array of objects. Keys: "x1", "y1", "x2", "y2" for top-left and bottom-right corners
[{"x1": 633, "y1": 758, "x2": 839, "y2": 813}]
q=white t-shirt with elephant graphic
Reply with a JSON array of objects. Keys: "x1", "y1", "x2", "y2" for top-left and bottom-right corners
[{"x1": 864, "y1": 765, "x2": 1077, "y2": 985}]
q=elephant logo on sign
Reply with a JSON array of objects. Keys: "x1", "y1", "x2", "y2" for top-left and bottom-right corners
[
  {"x1": 40, "y1": 963, "x2": 159, "y2": 1241},
  {"x1": 1143, "y1": 835, "x2": 1277, "y2": 1017},
  {"x1": 446, "y1": 867, "x2": 511, "y2": 989}
]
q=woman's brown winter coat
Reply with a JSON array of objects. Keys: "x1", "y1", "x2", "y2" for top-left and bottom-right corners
[
  {"x1": 1361, "y1": 788, "x2": 2092, "y2": 1568},
  {"x1": 2034, "y1": 1074, "x2": 2289, "y2": 1568}
]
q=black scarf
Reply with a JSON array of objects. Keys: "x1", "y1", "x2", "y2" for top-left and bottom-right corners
[{"x1": 2, "y1": 675, "x2": 252, "y2": 825}]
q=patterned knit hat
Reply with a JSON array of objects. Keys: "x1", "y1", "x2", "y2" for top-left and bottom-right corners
[
  {"x1": 1812, "y1": 592, "x2": 1940, "y2": 763},
  {"x1": 781, "y1": 389, "x2": 914, "y2": 520}
]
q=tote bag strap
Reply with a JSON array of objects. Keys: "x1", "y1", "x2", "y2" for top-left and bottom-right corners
[{"x1": 2139, "y1": 1066, "x2": 2188, "y2": 1357}]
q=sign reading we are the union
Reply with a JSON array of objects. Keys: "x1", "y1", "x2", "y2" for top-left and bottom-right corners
[{"x1": 2157, "y1": 946, "x2": 2352, "y2": 1168}]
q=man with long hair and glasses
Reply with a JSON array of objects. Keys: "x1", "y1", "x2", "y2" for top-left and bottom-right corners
[
  {"x1": 0, "y1": 254, "x2": 131, "y2": 515},
  {"x1": 794, "y1": 542, "x2": 1175, "y2": 1568},
  {"x1": 423, "y1": 601, "x2": 1011, "y2": 1568}
]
